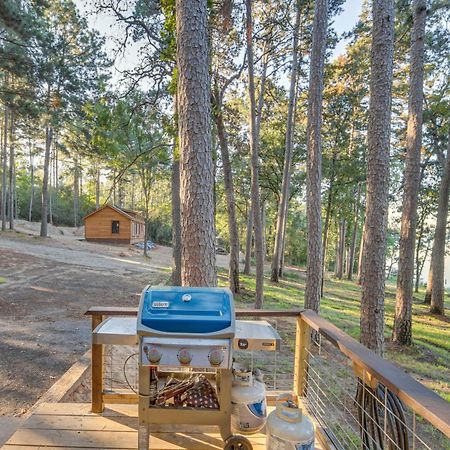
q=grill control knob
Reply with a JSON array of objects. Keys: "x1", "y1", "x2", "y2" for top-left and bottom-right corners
[
  {"x1": 208, "y1": 349, "x2": 224, "y2": 366},
  {"x1": 147, "y1": 347, "x2": 162, "y2": 364},
  {"x1": 177, "y1": 348, "x2": 192, "y2": 365}
]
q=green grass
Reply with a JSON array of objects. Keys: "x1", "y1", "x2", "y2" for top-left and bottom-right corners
[
  {"x1": 218, "y1": 266, "x2": 450, "y2": 402},
  {"x1": 0, "y1": 276, "x2": 6, "y2": 284}
]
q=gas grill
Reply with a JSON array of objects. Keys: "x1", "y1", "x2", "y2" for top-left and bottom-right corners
[
  {"x1": 137, "y1": 286, "x2": 237, "y2": 449},
  {"x1": 137, "y1": 286, "x2": 235, "y2": 370},
  {"x1": 135, "y1": 285, "x2": 281, "y2": 449}
]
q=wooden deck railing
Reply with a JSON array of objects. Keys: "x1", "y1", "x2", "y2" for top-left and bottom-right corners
[{"x1": 85, "y1": 306, "x2": 450, "y2": 442}]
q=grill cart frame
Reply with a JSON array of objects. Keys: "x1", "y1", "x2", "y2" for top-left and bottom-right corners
[{"x1": 138, "y1": 365, "x2": 234, "y2": 449}]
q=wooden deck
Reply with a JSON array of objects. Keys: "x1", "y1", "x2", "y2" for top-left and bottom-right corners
[{"x1": 1, "y1": 403, "x2": 326, "y2": 450}]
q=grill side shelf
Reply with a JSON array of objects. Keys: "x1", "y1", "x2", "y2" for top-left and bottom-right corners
[
  {"x1": 234, "y1": 320, "x2": 281, "y2": 351},
  {"x1": 93, "y1": 317, "x2": 280, "y2": 352}
]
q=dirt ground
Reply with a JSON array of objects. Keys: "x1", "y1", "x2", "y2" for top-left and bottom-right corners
[{"x1": 0, "y1": 223, "x2": 231, "y2": 418}]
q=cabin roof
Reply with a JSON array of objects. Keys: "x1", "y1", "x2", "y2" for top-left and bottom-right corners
[{"x1": 83, "y1": 204, "x2": 145, "y2": 224}]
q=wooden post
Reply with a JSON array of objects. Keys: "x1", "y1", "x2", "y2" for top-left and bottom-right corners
[
  {"x1": 91, "y1": 314, "x2": 104, "y2": 413},
  {"x1": 294, "y1": 315, "x2": 310, "y2": 398},
  {"x1": 218, "y1": 368, "x2": 232, "y2": 442}
]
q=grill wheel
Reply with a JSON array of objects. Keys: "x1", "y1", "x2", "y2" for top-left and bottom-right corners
[{"x1": 223, "y1": 435, "x2": 253, "y2": 450}]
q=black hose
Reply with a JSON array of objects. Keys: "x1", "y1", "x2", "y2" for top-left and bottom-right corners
[{"x1": 355, "y1": 381, "x2": 409, "y2": 450}]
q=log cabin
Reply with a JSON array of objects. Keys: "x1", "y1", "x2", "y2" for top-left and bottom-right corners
[{"x1": 83, "y1": 204, "x2": 145, "y2": 244}]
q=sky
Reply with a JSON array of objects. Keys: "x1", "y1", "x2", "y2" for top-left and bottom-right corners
[
  {"x1": 332, "y1": 0, "x2": 363, "y2": 56},
  {"x1": 75, "y1": 0, "x2": 364, "y2": 87}
]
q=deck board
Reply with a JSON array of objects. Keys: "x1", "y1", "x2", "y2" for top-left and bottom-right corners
[{"x1": 2, "y1": 403, "x2": 325, "y2": 449}]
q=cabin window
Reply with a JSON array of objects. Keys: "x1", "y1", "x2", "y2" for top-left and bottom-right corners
[{"x1": 112, "y1": 220, "x2": 120, "y2": 234}]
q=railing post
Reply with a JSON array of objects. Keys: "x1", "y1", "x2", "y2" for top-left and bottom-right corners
[
  {"x1": 91, "y1": 314, "x2": 104, "y2": 413},
  {"x1": 294, "y1": 314, "x2": 310, "y2": 398}
]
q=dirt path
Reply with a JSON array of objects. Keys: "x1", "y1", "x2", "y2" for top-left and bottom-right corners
[
  {"x1": 0, "y1": 238, "x2": 170, "y2": 418},
  {"x1": 0, "y1": 234, "x2": 172, "y2": 276}
]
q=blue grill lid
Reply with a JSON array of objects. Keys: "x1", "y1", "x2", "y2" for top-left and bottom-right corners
[{"x1": 140, "y1": 287, "x2": 233, "y2": 334}]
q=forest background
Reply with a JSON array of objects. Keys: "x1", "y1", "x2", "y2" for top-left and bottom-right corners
[{"x1": 0, "y1": 0, "x2": 449, "y2": 351}]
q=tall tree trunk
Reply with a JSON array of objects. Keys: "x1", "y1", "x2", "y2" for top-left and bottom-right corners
[
  {"x1": 321, "y1": 156, "x2": 336, "y2": 295},
  {"x1": 262, "y1": 201, "x2": 267, "y2": 263},
  {"x1": 53, "y1": 140, "x2": 58, "y2": 217},
  {"x1": 347, "y1": 183, "x2": 362, "y2": 280},
  {"x1": 244, "y1": 205, "x2": 252, "y2": 275},
  {"x1": 271, "y1": 0, "x2": 301, "y2": 282},
  {"x1": 336, "y1": 218, "x2": 346, "y2": 279},
  {"x1": 13, "y1": 178, "x2": 17, "y2": 220},
  {"x1": 393, "y1": 0, "x2": 427, "y2": 345},
  {"x1": 8, "y1": 110, "x2": 14, "y2": 229},
  {"x1": 280, "y1": 88, "x2": 300, "y2": 279},
  {"x1": 40, "y1": 125, "x2": 53, "y2": 237},
  {"x1": 48, "y1": 177, "x2": 53, "y2": 225},
  {"x1": 414, "y1": 242, "x2": 421, "y2": 293},
  {"x1": 171, "y1": 157, "x2": 182, "y2": 285},
  {"x1": 255, "y1": 47, "x2": 269, "y2": 139},
  {"x1": 29, "y1": 141, "x2": 34, "y2": 222},
  {"x1": 48, "y1": 137, "x2": 54, "y2": 225},
  {"x1": 144, "y1": 200, "x2": 149, "y2": 258},
  {"x1": 95, "y1": 168, "x2": 100, "y2": 209},
  {"x1": 279, "y1": 213, "x2": 287, "y2": 276},
  {"x1": 333, "y1": 230, "x2": 339, "y2": 275},
  {"x1": 424, "y1": 253, "x2": 433, "y2": 303},
  {"x1": 430, "y1": 133, "x2": 450, "y2": 315},
  {"x1": 360, "y1": 0, "x2": 395, "y2": 356},
  {"x1": 304, "y1": 0, "x2": 328, "y2": 312},
  {"x1": 176, "y1": 0, "x2": 216, "y2": 286},
  {"x1": 414, "y1": 209, "x2": 426, "y2": 293},
  {"x1": 357, "y1": 227, "x2": 365, "y2": 284},
  {"x1": 130, "y1": 173, "x2": 135, "y2": 210},
  {"x1": 244, "y1": 45, "x2": 269, "y2": 276},
  {"x1": 117, "y1": 179, "x2": 123, "y2": 208},
  {"x1": 73, "y1": 157, "x2": 79, "y2": 227},
  {"x1": 0, "y1": 117, "x2": 3, "y2": 226},
  {"x1": 1, "y1": 107, "x2": 8, "y2": 231},
  {"x1": 79, "y1": 168, "x2": 83, "y2": 199},
  {"x1": 246, "y1": 0, "x2": 264, "y2": 308},
  {"x1": 112, "y1": 168, "x2": 116, "y2": 206},
  {"x1": 386, "y1": 259, "x2": 395, "y2": 279},
  {"x1": 213, "y1": 88, "x2": 240, "y2": 293},
  {"x1": 415, "y1": 227, "x2": 430, "y2": 293}
]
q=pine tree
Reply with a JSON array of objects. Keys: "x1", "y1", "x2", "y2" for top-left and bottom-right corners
[
  {"x1": 176, "y1": 0, "x2": 216, "y2": 286},
  {"x1": 393, "y1": 0, "x2": 427, "y2": 345},
  {"x1": 304, "y1": 0, "x2": 328, "y2": 312},
  {"x1": 360, "y1": 0, "x2": 395, "y2": 355}
]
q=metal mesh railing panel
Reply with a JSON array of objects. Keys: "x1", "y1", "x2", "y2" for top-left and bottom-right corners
[{"x1": 302, "y1": 334, "x2": 450, "y2": 450}]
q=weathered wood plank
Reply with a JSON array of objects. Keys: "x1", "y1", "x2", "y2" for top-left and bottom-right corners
[
  {"x1": 85, "y1": 307, "x2": 303, "y2": 318},
  {"x1": 5, "y1": 429, "x2": 265, "y2": 449},
  {"x1": 24, "y1": 352, "x2": 91, "y2": 420},
  {"x1": 25, "y1": 416, "x2": 224, "y2": 435},
  {"x1": 85, "y1": 307, "x2": 138, "y2": 317},
  {"x1": 5, "y1": 429, "x2": 138, "y2": 449},
  {"x1": 2, "y1": 446, "x2": 107, "y2": 450},
  {"x1": 32, "y1": 403, "x2": 137, "y2": 417},
  {"x1": 23, "y1": 415, "x2": 138, "y2": 432},
  {"x1": 102, "y1": 392, "x2": 138, "y2": 404},
  {"x1": 3, "y1": 403, "x2": 330, "y2": 450}
]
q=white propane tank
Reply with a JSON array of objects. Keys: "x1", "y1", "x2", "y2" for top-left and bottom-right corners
[
  {"x1": 231, "y1": 368, "x2": 267, "y2": 434},
  {"x1": 266, "y1": 394, "x2": 315, "y2": 450}
]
